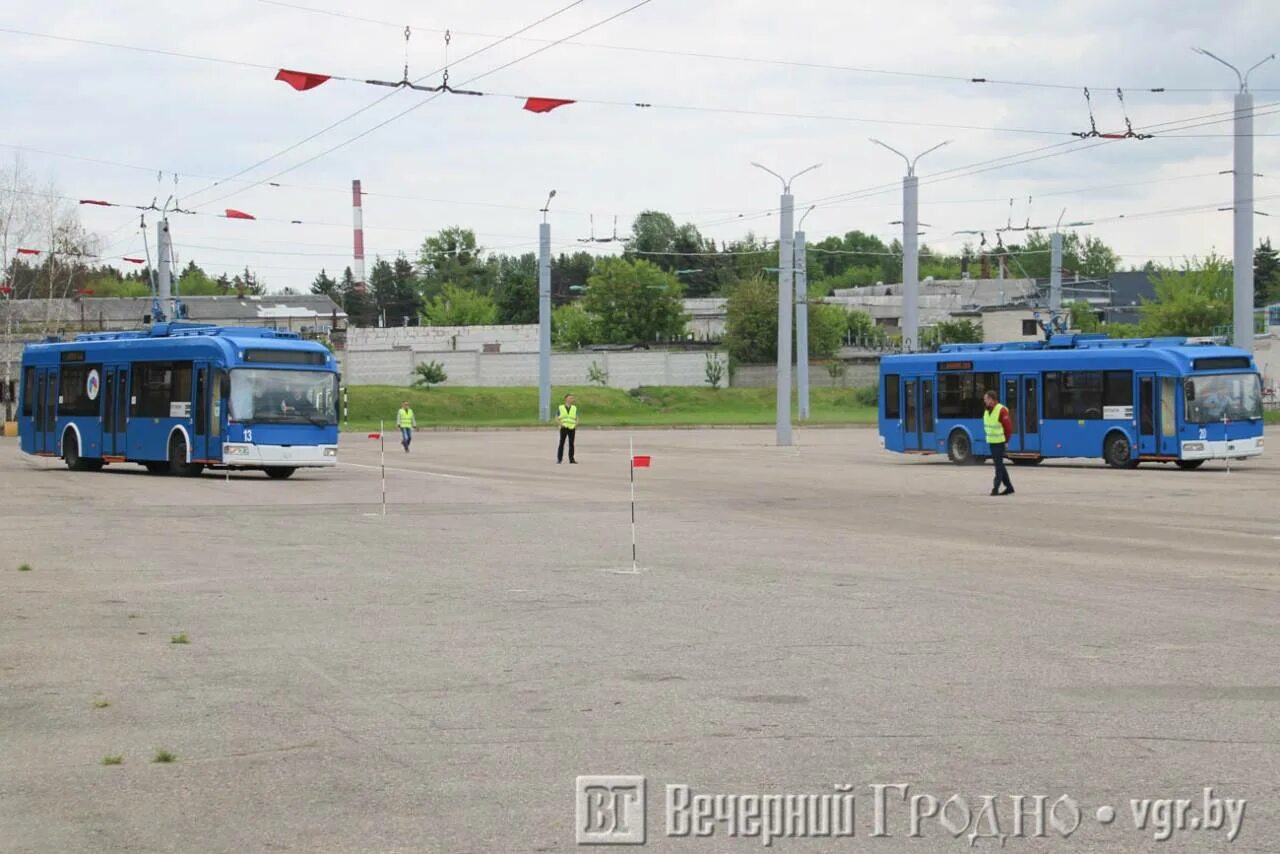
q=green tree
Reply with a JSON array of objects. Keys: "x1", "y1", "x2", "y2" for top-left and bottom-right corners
[
  {"x1": 1255, "y1": 238, "x2": 1280, "y2": 307},
  {"x1": 311, "y1": 268, "x2": 339, "y2": 299},
  {"x1": 581, "y1": 257, "x2": 686, "y2": 344},
  {"x1": 340, "y1": 266, "x2": 377, "y2": 326},
  {"x1": 417, "y1": 227, "x2": 494, "y2": 298},
  {"x1": 494, "y1": 253, "x2": 538, "y2": 323},
  {"x1": 553, "y1": 303, "x2": 596, "y2": 349},
  {"x1": 1018, "y1": 232, "x2": 1121, "y2": 280},
  {"x1": 422, "y1": 283, "x2": 499, "y2": 326},
  {"x1": 920, "y1": 318, "x2": 983, "y2": 349},
  {"x1": 723, "y1": 276, "x2": 777, "y2": 364},
  {"x1": 1068, "y1": 300, "x2": 1102, "y2": 332},
  {"x1": 807, "y1": 303, "x2": 847, "y2": 358},
  {"x1": 845, "y1": 309, "x2": 887, "y2": 348},
  {"x1": 175, "y1": 260, "x2": 219, "y2": 295},
  {"x1": 1138, "y1": 256, "x2": 1233, "y2": 337}
]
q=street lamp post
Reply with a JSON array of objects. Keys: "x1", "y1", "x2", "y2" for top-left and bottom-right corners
[
  {"x1": 1193, "y1": 48, "x2": 1275, "y2": 352},
  {"x1": 795, "y1": 205, "x2": 815, "y2": 419},
  {"x1": 752, "y1": 162, "x2": 820, "y2": 446},
  {"x1": 538, "y1": 190, "x2": 556, "y2": 421},
  {"x1": 869, "y1": 139, "x2": 950, "y2": 352}
]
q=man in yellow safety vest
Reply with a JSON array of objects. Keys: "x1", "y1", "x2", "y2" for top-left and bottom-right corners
[
  {"x1": 983, "y1": 390, "x2": 1014, "y2": 496},
  {"x1": 556, "y1": 393, "x2": 578, "y2": 464},
  {"x1": 396, "y1": 399, "x2": 416, "y2": 453}
]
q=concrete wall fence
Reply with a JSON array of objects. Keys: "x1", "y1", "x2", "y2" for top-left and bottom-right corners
[
  {"x1": 346, "y1": 325, "x2": 538, "y2": 352},
  {"x1": 731, "y1": 359, "x2": 880, "y2": 389},
  {"x1": 343, "y1": 349, "x2": 723, "y2": 388}
]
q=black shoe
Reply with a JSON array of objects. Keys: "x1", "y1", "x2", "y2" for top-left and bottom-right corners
[
  {"x1": 990, "y1": 488, "x2": 1000, "y2": 496},
  {"x1": 569, "y1": 460, "x2": 578, "y2": 464},
  {"x1": 557, "y1": 459, "x2": 563, "y2": 464},
  {"x1": 1000, "y1": 488, "x2": 1015, "y2": 495}
]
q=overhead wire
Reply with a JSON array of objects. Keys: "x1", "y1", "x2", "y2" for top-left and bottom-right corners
[
  {"x1": 193, "y1": 0, "x2": 658, "y2": 211},
  {"x1": 250, "y1": 1, "x2": 1280, "y2": 94},
  {"x1": 178, "y1": 0, "x2": 592, "y2": 206}
]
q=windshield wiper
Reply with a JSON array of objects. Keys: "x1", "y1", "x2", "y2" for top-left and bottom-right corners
[{"x1": 307, "y1": 415, "x2": 330, "y2": 427}]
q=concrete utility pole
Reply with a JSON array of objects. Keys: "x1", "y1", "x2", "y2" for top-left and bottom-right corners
[
  {"x1": 753, "y1": 162, "x2": 820, "y2": 446},
  {"x1": 538, "y1": 190, "x2": 556, "y2": 422},
  {"x1": 871, "y1": 139, "x2": 950, "y2": 351},
  {"x1": 1195, "y1": 48, "x2": 1275, "y2": 352},
  {"x1": 795, "y1": 206, "x2": 815, "y2": 420},
  {"x1": 156, "y1": 217, "x2": 173, "y2": 323},
  {"x1": 1051, "y1": 210, "x2": 1093, "y2": 316}
]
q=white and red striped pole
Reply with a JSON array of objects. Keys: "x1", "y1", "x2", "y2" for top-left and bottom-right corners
[{"x1": 352, "y1": 179, "x2": 366, "y2": 293}]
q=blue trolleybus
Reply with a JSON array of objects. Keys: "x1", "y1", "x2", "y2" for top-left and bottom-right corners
[
  {"x1": 878, "y1": 333, "x2": 1264, "y2": 469},
  {"x1": 18, "y1": 323, "x2": 340, "y2": 478}
]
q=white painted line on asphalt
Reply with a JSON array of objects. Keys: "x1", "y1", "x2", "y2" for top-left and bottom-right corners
[{"x1": 340, "y1": 462, "x2": 470, "y2": 480}]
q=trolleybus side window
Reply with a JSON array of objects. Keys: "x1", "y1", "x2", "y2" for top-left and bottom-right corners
[
  {"x1": 884, "y1": 374, "x2": 900, "y2": 419},
  {"x1": 1045, "y1": 371, "x2": 1105, "y2": 419},
  {"x1": 938, "y1": 372, "x2": 998, "y2": 418},
  {"x1": 133, "y1": 362, "x2": 193, "y2": 418},
  {"x1": 1103, "y1": 371, "x2": 1133, "y2": 411},
  {"x1": 58, "y1": 364, "x2": 104, "y2": 416},
  {"x1": 22, "y1": 366, "x2": 35, "y2": 416}
]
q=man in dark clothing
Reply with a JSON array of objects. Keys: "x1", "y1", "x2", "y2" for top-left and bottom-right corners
[{"x1": 983, "y1": 390, "x2": 1015, "y2": 496}]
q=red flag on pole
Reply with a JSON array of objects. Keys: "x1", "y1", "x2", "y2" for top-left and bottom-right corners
[
  {"x1": 224, "y1": 209, "x2": 256, "y2": 220},
  {"x1": 367, "y1": 432, "x2": 381, "y2": 439},
  {"x1": 16, "y1": 248, "x2": 40, "y2": 255},
  {"x1": 523, "y1": 97, "x2": 576, "y2": 113},
  {"x1": 632, "y1": 455, "x2": 651, "y2": 468},
  {"x1": 275, "y1": 69, "x2": 332, "y2": 91}
]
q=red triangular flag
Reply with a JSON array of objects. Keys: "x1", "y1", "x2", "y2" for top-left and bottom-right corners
[
  {"x1": 224, "y1": 209, "x2": 256, "y2": 220},
  {"x1": 523, "y1": 97, "x2": 575, "y2": 113},
  {"x1": 367, "y1": 432, "x2": 381, "y2": 439},
  {"x1": 16, "y1": 248, "x2": 40, "y2": 255},
  {"x1": 123, "y1": 257, "x2": 145, "y2": 264},
  {"x1": 276, "y1": 69, "x2": 332, "y2": 92},
  {"x1": 632, "y1": 455, "x2": 651, "y2": 468},
  {"x1": 79, "y1": 199, "x2": 113, "y2": 206}
]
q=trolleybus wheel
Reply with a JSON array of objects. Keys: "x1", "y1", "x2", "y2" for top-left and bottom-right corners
[
  {"x1": 946, "y1": 429, "x2": 975, "y2": 465},
  {"x1": 264, "y1": 466, "x2": 296, "y2": 480},
  {"x1": 62, "y1": 431, "x2": 102, "y2": 472},
  {"x1": 144, "y1": 461, "x2": 169, "y2": 474},
  {"x1": 168, "y1": 434, "x2": 204, "y2": 477},
  {"x1": 1011, "y1": 457, "x2": 1043, "y2": 466},
  {"x1": 1175, "y1": 459, "x2": 1205, "y2": 470},
  {"x1": 1104, "y1": 432, "x2": 1138, "y2": 469}
]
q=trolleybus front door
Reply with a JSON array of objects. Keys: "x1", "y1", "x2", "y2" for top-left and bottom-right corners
[
  {"x1": 1003, "y1": 377, "x2": 1022, "y2": 452},
  {"x1": 1137, "y1": 373, "x2": 1157, "y2": 456}
]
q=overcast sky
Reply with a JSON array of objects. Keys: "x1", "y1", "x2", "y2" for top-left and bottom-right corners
[{"x1": 3, "y1": 0, "x2": 1279, "y2": 292}]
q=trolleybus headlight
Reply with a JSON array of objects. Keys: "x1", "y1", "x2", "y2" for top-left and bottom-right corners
[
  {"x1": 1257, "y1": 438, "x2": 1264, "y2": 448},
  {"x1": 323, "y1": 447, "x2": 337, "y2": 457},
  {"x1": 1183, "y1": 442, "x2": 1204, "y2": 452}
]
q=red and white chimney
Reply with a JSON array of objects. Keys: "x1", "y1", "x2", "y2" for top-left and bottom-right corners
[{"x1": 352, "y1": 179, "x2": 366, "y2": 292}]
